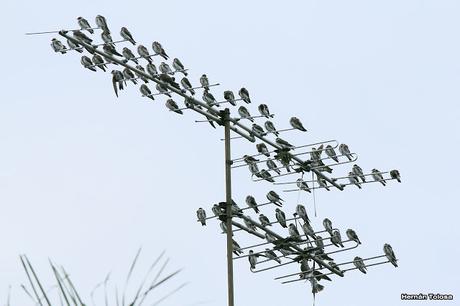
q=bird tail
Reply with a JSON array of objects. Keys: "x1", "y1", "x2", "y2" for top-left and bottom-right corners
[{"x1": 357, "y1": 184, "x2": 362, "y2": 189}]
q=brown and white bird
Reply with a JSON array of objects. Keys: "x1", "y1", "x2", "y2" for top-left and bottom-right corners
[
  {"x1": 196, "y1": 208, "x2": 206, "y2": 226},
  {"x1": 238, "y1": 87, "x2": 251, "y2": 103},
  {"x1": 152, "y1": 41, "x2": 169, "y2": 60},
  {"x1": 339, "y1": 143, "x2": 353, "y2": 161},
  {"x1": 77, "y1": 17, "x2": 93, "y2": 34},
  {"x1": 172, "y1": 58, "x2": 187, "y2": 76},
  {"x1": 346, "y1": 229, "x2": 361, "y2": 244},
  {"x1": 390, "y1": 170, "x2": 401, "y2": 183},
  {"x1": 289, "y1": 117, "x2": 307, "y2": 132},
  {"x1": 120, "y1": 27, "x2": 136, "y2": 45},
  {"x1": 353, "y1": 256, "x2": 367, "y2": 274},
  {"x1": 372, "y1": 169, "x2": 387, "y2": 186}
]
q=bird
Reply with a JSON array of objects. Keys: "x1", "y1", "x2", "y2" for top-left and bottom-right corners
[
  {"x1": 256, "y1": 143, "x2": 270, "y2": 157},
  {"x1": 300, "y1": 259, "x2": 311, "y2": 278},
  {"x1": 288, "y1": 223, "x2": 301, "y2": 241},
  {"x1": 123, "y1": 68, "x2": 137, "y2": 84},
  {"x1": 328, "y1": 261, "x2": 343, "y2": 274},
  {"x1": 77, "y1": 17, "x2": 93, "y2": 34},
  {"x1": 120, "y1": 27, "x2": 136, "y2": 45},
  {"x1": 172, "y1": 58, "x2": 187, "y2": 76},
  {"x1": 101, "y1": 31, "x2": 114, "y2": 47},
  {"x1": 275, "y1": 208, "x2": 287, "y2": 228},
  {"x1": 265, "y1": 249, "x2": 281, "y2": 264},
  {"x1": 317, "y1": 177, "x2": 330, "y2": 191},
  {"x1": 244, "y1": 216, "x2": 257, "y2": 232},
  {"x1": 156, "y1": 83, "x2": 172, "y2": 97},
  {"x1": 238, "y1": 106, "x2": 253, "y2": 122},
  {"x1": 203, "y1": 90, "x2": 218, "y2": 107},
  {"x1": 348, "y1": 172, "x2": 362, "y2": 189},
  {"x1": 251, "y1": 123, "x2": 265, "y2": 137},
  {"x1": 238, "y1": 87, "x2": 251, "y2": 103},
  {"x1": 325, "y1": 145, "x2": 339, "y2": 163},
  {"x1": 80, "y1": 56, "x2": 96, "y2": 72},
  {"x1": 223, "y1": 90, "x2": 236, "y2": 106},
  {"x1": 312, "y1": 270, "x2": 332, "y2": 282},
  {"x1": 258, "y1": 104, "x2": 273, "y2": 118},
  {"x1": 248, "y1": 162, "x2": 260, "y2": 178},
  {"x1": 243, "y1": 155, "x2": 259, "y2": 165},
  {"x1": 92, "y1": 54, "x2": 107, "y2": 71},
  {"x1": 259, "y1": 214, "x2": 271, "y2": 227},
  {"x1": 302, "y1": 221, "x2": 316, "y2": 239},
  {"x1": 122, "y1": 47, "x2": 139, "y2": 64},
  {"x1": 137, "y1": 45, "x2": 152, "y2": 63},
  {"x1": 346, "y1": 229, "x2": 361, "y2": 244},
  {"x1": 134, "y1": 65, "x2": 149, "y2": 83},
  {"x1": 232, "y1": 239, "x2": 243, "y2": 256},
  {"x1": 275, "y1": 137, "x2": 294, "y2": 149},
  {"x1": 220, "y1": 221, "x2": 229, "y2": 234},
  {"x1": 51, "y1": 38, "x2": 67, "y2": 54},
  {"x1": 152, "y1": 41, "x2": 169, "y2": 60},
  {"x1": 73, "y1": 30, "x2": 93, "y2": 45},
  {"x1": 245, "y1": 195, "x2": 259, "y2": 213},
  {"x1": 296, "y1": 178, "x2": 311, "y2": 193},
  {"x1": 265, "y1": 233, "x2": 277, "y2": 244},
  {"x1": 165, "y1": 99, "x2": 183, "y2": 114},
  {"x1": 266, "y1": 159, "x2": 281, "y2": 175},
  {"x1": 145, "y1": 63, "x2": 158, "y2": 78},
  {"x1": 322, "y1": 218, "x2": 333, "y2": 236},
  {"x1": 211, "y1": 204, "x2": 222, "y2": 217},
  {"x1": 199, "y1": 74, "x2": 210, "y2": 90},
  {"x1": 289, "y1": 117, "x2": 307, "y2": 132},
  {"x1": 331, "y1": 230, "x2": 344, "y2": 248},
  {"x1": 196, "y1": 208, "x2": 206, "y2": 226},
  {"x1": 111, "y1": 70, "x2": 124, "y2": 97},
  {"x1": 390, "y1": 170, "x2": 401, "y2": 183},
  {"x1": 140, "y1": 84, "x2": 154, "y2": 101},
  {"x1": 371, "y1": 169, "x2": 386, "y2": 186},
  {"x1": 180, "y1": 77, "x2": 195, "y2": 95},
  {"x1": 95, "y1": 15, "x2": 109, "y2": 33},
  {"x1": 339, "y1": 143, "x2": 353, "y2": 161},
  {"x1": 159, "y1": 62, "x2": 173, "y2": 75},
  {"x1": 309, "y1": 276, "x2": 324, "y2": 294},
  {"x1": 384, "y1": 243, "x2": 398, "y2": 267},
  {"x1": 352, "y1": 164, "x2": 366, "y2": 182},
  {"x1": 315, "y1": 235, "x2": 325, "y2": 250},
  {"x1": 66, "y1": 39, "x2": 82, "y2": 52},
  {"x1": 266, "y1": 191, "x2": 283, "y2": 207},
  {"x1": 295, "y1": 204, "x2": 309, "y2": 223},
  {"x1": 353, "y1": 256, "x2": 367, "y2": 274},
  {"x1": 259, "y1": 169, "x2": 274, "y2": 182},
  {"x1": 103, "y1": 44, "x2": 122, "y2": 57},
  {"x1": 248, "y1": 250, "x2": 258, "y2": 269},
  {"x1": 264, "y1": 121, "x2": 279, "y2": 136}
]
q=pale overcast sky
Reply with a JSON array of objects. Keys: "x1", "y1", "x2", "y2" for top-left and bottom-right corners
[{"x1": 1, "y1": 0, "x2": 459, "y2": 305}]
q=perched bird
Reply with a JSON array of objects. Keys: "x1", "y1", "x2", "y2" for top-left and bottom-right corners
[
  {"x1": 328, "y1": 261, "x2": 343, "y2": 274},
  {"x1": 123, "y1": 68, "x2": 137, "y2": 84},
  {"x1": 232, "y1": 239, "x2": 243, "y2": 256},
  {"x1": 390, "y1": 170, "x2": 401, "y2": 183},
  {"x1": 317, "y1": 177, "x2": 330, "y2": 191},
  {"x1": 323, "y1": 218, "x2": 333, "y2": 236},
  {"x1": 258, "y1": 104, "x2": 273, "y2": 118},
  {"x1": 134, "y1": 65, "x2": 149, "y2": 83},
  {"x1": 251, "y1": 123, "x2": 265, "y2": 137},
  {"x1": 77, "y1": 17, "x2": 93, "y2": 34},
  {"x1": 259, "y1": 214, "x2": 271, "y2": 227},
  {"x1": 220, "y1": 221, "x2": 229, "y2": 234},
  {"x1": 152, "y1": 41, "x2": 169, "y2": 60},
  {"x1": 288, "y1": 223, "x2": 301, "y2": 241},
  {"x1": 289, "y1": 117, "x2": 307, "y2": 132},
  {"x1": 302, "y1": 221, "x2": 316, "y2": 239},
  {"x1": 196, "y1": 208, "x2": 206, "y2": 226},
  {"x1": 346, "y1": 229, "x2": 361, "y2": 244},
  {"x1": 275, "y1": 208, "x2": 287, "y2": 228},
  {"x1": 295, "y1": 204, "x2": 309, "y2": 223},
  {"x1": 238, "y1": 106, "x2": 253, "y2": 122},
  {"x1": 352, "y1": 164, "x2": 366, "y2": 182},
  {"x1": 315, "y1": 235, "x2": 325, "y2": 250},
  {"x1": 92, "y1": 54, "x2": 107, "y2": 71},
  {"x1": 137, "y1": 45, "x2": 152, "y2": 63},
  {"x1": 265, "y1": 249, "x2": 281, "y2": 264},
  {"x1": 211, "y1": 204, "x2": 222, "y2": 216},
  {"x1": 371, "y1": 169, "x2": 386, "y2": 186},
  {"x1": 203, "y1": 90, "x2": 218, "y2": 107},
  {"x1": 244, "y1": 216, "x2": 257, "y2": 232},
  {"x1": 300, "y1": 259, "x2": 311, "y2": 278},
  {"x1": 166, "y1": 99, "x2": 183, "y2": 114},
  {"x1": 172, "y1": 58, "x2": 187, "y2": 76},
  {"x1": 66, "y1": 39, "x2": 82, "y2": 52},
  {"x1": 199, "y1": 74, "x2": 210, "y2": 90},
  {"x1": 256, "y1": 143, "x2": 270, "y2": 157},
  {"x1": 223, "y1": 90, "x2": 236, "y2": 106},
  {"x1": 248, "y1": 162, "x2": 260, "y2": 178},
  {"x1": 73, "y1": 30, "x2": 93, "y2": 44},
  {"x1": 325, "y1": 145, "x2": 339, "y2": 163},
  {"x1": 353, "y1": 256, "x2": 367, "y2": 274},
  {"x1": 265, "y1": 233, "x2": 277, "y2": 244},
  {"x1": 264, "y1": 121, "x2": 279, "y2": 136},
  {"x1": 312, "y1": 270, "x2": 332, "y2": 282},
  {"x1": 159, "y1": 62, "x2": 173, "y2": 74},
  {"x1": 140, "y1": 84, "x2": 154, "y2": 101},
  {"x1": 275, "y1": 137, "x2": 294, "y2": 149},
  {"x1": 80, "y1": 56, "x2": 96, "y2": 72},
  {"x1": 95, "y1": 15, "x2": 109, "y2": 33},
  {"x1": 180, "y1": 77, "x2": 195, "y2": 95},
  {"x1": 339, "y1": 143, "x2": 353, "y2": 161},
  {"x1": 296, "y1": 178, "x2": 311, "y2": 193},
  {"x1": 384, "y1": 243, "x2": 398, "y2": 267},
  {"x1": 248, "y1": 250, "x2": 258, "y2": 269},
  {"x1": 103, "y1": 44, "x2": 122, "y2": 57},
  {"x1": 238, "y1": 87, "x2": 251, "y2": 103},
  {"x1": 309, "y1": 276, "x2": 324, "y2": 294},
  {"x1": 51, "y1": 38, "x2": 67, "y2": 54},
  {"x1": 245, "y1": 195, "x2": 259, "y2": 212},
  {"x1": 111, "y1": 70, "x2": 124, "y2": 97},
  {"x1": 120, "y1": 27, "x2": 136, "y2": 45},
  {"x1": 331, "y1": 230, "x2": 344, "y2": 248},
  {"x1": 156, "y1": 83, "x2": 172, "y2": 97},
  {"x1": 243, "y1": 155, "x2": 259, "y2": 165},
  {"x1": 266, "y1": 190, "x2": 283, "y2": 207},
  {"x1": 259, "y1": 169, "x2": 274, "y2": 182},
  {"x1": 266, "y1": 159, "x2": 281, "y2": 175},
  {"x1": 122, "y1": 47, "x2": 138, "y2": 64},
  {"x1": 348, "y1": 172, "x2": 362, "y2": 189}
]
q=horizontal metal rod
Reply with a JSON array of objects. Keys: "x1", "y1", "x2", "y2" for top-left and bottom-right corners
[
  {"x1": 26, "y1": 27, "x2": 101, "y2": 35},
  {"x1": 282, "y1": 177, "x2": 398, "y2": 192},
  {"x1": 232, "y1": 216, "x2": 302, "y2": 233},
  {"x1": 231, "y1": 220, "x2": 265, "y2": 239},
  {"x1": 189, "y1": 83, "x2": 220, "y2": 90}
]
